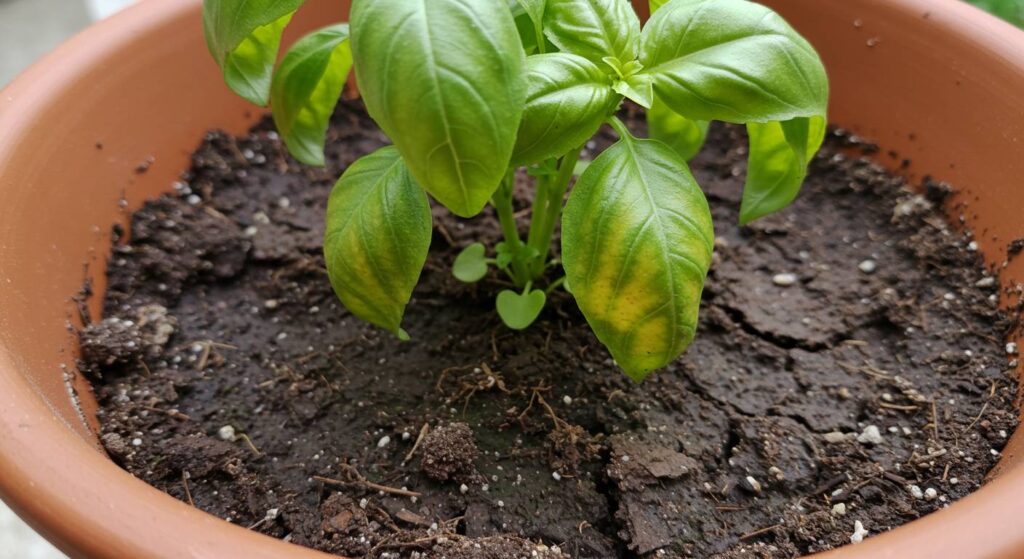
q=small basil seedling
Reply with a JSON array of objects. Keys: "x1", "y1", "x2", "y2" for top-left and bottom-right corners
[{"x1": 204, "y1": 0, "x2": 829, "y2": 381}]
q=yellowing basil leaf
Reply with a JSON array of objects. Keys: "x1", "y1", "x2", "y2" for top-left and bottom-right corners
[
  {"x1": 543, "y1": 0, "x2": 641, "y2": 64},
  {"x1": 562, "y1": 133, "x2": 714, "y2": 381},
  {"x1": 324, "y1": 147, "x2": 432, "y2": 337},
  {"x1": 271, "y1": 24, "x2": 352, "y2": 166},
  {"x1": 513, "y1": 53, "x2": 618, "y2": 165},
  {"x1": 639, "y1": 0, "x2": 828, "y2": 124},
  {"x1": 202, "y1": 0, "x2": 306, "y2": 106},
  {"x1": 647, "y1": 96, "x2": 708, "y2": 161},
  {"x1": 351, "y1": 0, "x2": 526, "y2": 218},
  {"x1": 740, "y1": 115, "x2": 825, "y2": 224}
]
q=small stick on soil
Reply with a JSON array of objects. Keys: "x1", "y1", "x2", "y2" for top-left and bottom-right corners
[
  {"x1": 402, "y1": 423, "x2": 430, "y2": 466},
  {"x1": 182, "y1": 471, "x2": 194, "y2": 507},
  {"x1": 739, "y1": 523, "x2": 782, "y2": 541},
  {"x1": 959, "y1": 401, "x2": 990, "y2": 437},
  {"x1": 931, "y1": 400, "x2": 941, "y2": 441},
  {"x1": 314, "y1": 473, "x2": 422, "y2": 498},
  {"x1": 141, "y1": 405, "x2": 190, "y2": 421},
  {"x1": 238, "y1": 433, "x2": 262, "y2": 456},
  {"x1": 878, "y1": 402, "x2": 919, "y2": 412}
]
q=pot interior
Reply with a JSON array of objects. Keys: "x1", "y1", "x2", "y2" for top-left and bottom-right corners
[{"x1": 0, "y1": 0, "x2": 1022, "y2": 557}]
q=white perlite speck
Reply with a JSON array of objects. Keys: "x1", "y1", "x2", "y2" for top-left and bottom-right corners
[
  {"x1": 563, "y1": 395, "x2": 573, "y2": 405},
  {"x1": 857, "y1": 425, "x2": 884, "y2": 445},
  {"x1": 908, "y1": 485, "x2": 924, "y2": 499},
  {"x1": 924, "y1": 487, "x2": 938, "y2": 501},
  {"x1": 217, "y1": 425, "x2": 236, "y2": 441},
  {"x1": 831, "y1": 503, "x2": 847, "y2": 516},
  {"x1": 858, "y1": 259, "x2": 877, "y2": 274},
  {"x1": 377, "y1": 436, "x2": 391, "y2": 448},
  {"x1": 1007, "y1": 342, "x2": 1018, "y2": 355},
  {"x1": 850, "y1": 521, "x2": 868, "y2": 544},
  {"x1": 460, "y1": 484, "x2": 469, "y2": 494},
  {"x1": 745, "y1": 476, "x2": 762, "y2": 494},
  {"x1": 772, "y1": 273, "x2": 798, "y2": 287},
  {"x1": 552, "y1": 472, "x2": 562, "y2": 481}
]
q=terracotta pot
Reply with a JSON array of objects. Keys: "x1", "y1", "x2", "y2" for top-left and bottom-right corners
[{"x1": 0, "y1": 0, "x2": 1021, "y2": 557}]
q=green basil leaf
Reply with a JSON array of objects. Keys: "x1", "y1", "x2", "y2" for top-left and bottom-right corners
[
  {"x1": 202, "y1": 0, "x2": 306, "y2": 106},
  {"x1": 496, "y1": 288, "x2": 547, "y2": 330},
  {"x1": 517, "y1": 0, "x2": 547, "y2": 51},
  {"x1": 740, "y1": 115, "x2": 825, "y2": 224},
  {"x1": 649, "y1": 0, "x2": 668, "y2": 13},
  {"x1": 271, "y1": 24, "x2": 352, "y2": 166},
  {"x1": 512, "y1": 53, "x2": 619, "y2": 165},
  {"x1": 512, "y1": 2, "x2": 541, "y2": 53},
  {"x1": 543, "y1": 0, "x2": 641, "y2": 65},
  {"x1": 639, "y1": 0, "x2": 828, "y2": 124},
  {"x1": 453, "y1": 243, "x2": 490, "y2": 283},
  {"x1": 351, "y1": 0, "x2": 526, "y2": 218},
  {"x1": 612, "y1": 73, "x2": 653, "y2": 109},
  {"x1": 647, "y1": 96, "x2": 708, "y2": 161},
  {"x1": 562, "y1": 133, "x2": 713, "y2": 381},
  {"x1": 324, "y1": 146, "x2": 432, "y2": 337}
]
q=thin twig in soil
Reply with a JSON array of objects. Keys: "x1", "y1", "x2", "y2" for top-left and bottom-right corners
[
  {"x1": 181, "y1": 471, "x2": 194, "y2": 507},
  {"x1": 141, "y1": 405, "x2": 190, "y2": 421},
  {"x1": 879, "y1": 402, "x2": 919, "y2": 412},
  {"x1": 739, "y1": 523, "x2": 782, "y2": 541},
  {"x1": 238, "y1": 432, "x2": 262, "y2": 456},
  {"x1": 403, "y1": 423, "x2": 430, "y2": 466},
  {"x1": 931, "y1": 400, "x2": 941, "y2": 441},
  {"x1": 314, "y1": 471, "x2": 422, "y2": 498},
  {"x1": 959, "y1": 401, "x2": 990, "y2": 437}
]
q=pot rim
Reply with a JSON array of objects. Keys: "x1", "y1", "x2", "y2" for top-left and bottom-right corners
[{"x1": 1, "y1": 0, "x2": 1023, "y2": 558}]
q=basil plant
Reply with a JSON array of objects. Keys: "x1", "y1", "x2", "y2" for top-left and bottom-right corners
[{"x1": 203, "y1": 0, "x2": 828, "y2": 381}]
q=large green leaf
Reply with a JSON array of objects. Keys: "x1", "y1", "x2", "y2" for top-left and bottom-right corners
[
  {"x1": 324, "y1": 147, "x2": 432, "y2": 338},
  {"x1": 350, "y1": 0, "x2": 526, "y2": 218},
  {"x1": 740, "y1": 115, "x2": 825, "y2": 224},
  {"x1": 638, "y1": 0, "x2": 828, "y2": 124},
  {"x1": 517, "y1": 0, "x2": 548, "y2": 51},
  {"x1": 271, "y1": 24, "x2": 352, "y2": 166},
  {"x1": 202, "y1": 0, "x2": 306, "y2": 106},
  {"x1": 512, "y1": 53, "x2": 619, "y2": 165},
  {"x1": 543, "y1": 0, "x2": 641, "y2": 65},
  {"x1": 647, "y1": 96, "x2": 708, "y2": 161},
  {"x1": 562, "y1": 133, "x2": 714, "y2": 381}
]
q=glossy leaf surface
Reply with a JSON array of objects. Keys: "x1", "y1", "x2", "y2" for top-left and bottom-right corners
[
  {"x1": 271, "y1": 24, "x2": 352, "y2": 166},
  {"x1": 639, "y1": 0, "x2": 828, "y2": 124},
  {"x1": 562, "y1": 134, "x2": 713, "y2": 380},
  {"x1": 647, "y1": 97, "x2": 708, "y2": 161},
  {"x1": 351, "y1": 0, "x2": 526, "y2": 217},
  {"x1": 202, "y1": 0, "x2": 306, "y2": 106},
  {"x1": 324, "y1": 147, "x2": 432, "y2": 337},
  {"x1": 543, "y1": 0, "x2": 641, "y2": 64},
  {"x1": 740, "y1": 115, "x2": 825, "y2": 224},
  {"x1": 513, "y1": 53, "x2": 618, "y2": 165}
]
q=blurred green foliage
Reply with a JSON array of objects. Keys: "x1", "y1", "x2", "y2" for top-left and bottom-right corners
[{"x1": 965, "y1": 0, "x2": 1024, "y2": 27}]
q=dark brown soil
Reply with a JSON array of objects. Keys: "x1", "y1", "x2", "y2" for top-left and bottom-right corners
[{"x1": 81, "y1": 101, "x2": 1021, "y2": 558}]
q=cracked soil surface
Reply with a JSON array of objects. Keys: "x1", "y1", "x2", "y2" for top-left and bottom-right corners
[{"x1": 82, "y1": 101, "x2": 1021, "y2": 558}]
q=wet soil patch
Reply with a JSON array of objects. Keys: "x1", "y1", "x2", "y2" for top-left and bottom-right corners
[{"x1": 83, "y1": 101, "x2": 1021, "y2": 558}]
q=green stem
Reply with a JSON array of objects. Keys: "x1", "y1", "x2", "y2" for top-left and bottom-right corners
[
  {"x1": 607, "y1": 115, "x2": 631, "y2": 139},
  {"x1": 526, "y1": 145, "x2": 584, "y2": 278},
  {"x1": 544, "y1": 276, "x2": 565, "y2": 295},
  {"x1": 492, "y1": 171, "x2": 530, "y2": 287}
]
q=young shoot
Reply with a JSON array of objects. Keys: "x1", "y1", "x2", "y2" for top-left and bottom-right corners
[{"x1": 203, "y1": 0, "x2": 828, "y2": 381}]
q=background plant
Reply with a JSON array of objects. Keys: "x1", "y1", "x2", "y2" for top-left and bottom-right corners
[{"x1": 203, "y1": 0, "x2": 828, "y2": 380}]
